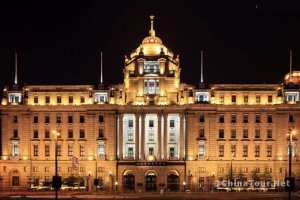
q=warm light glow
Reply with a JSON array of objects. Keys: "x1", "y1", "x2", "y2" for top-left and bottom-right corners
[
  {"x1": 115, "y1": 181, "x2": 118, "y2": 186},
  {"x1": 23, "y1": 156, "x2": 28, "y2": 160},
  {"x1": 88, "y1": 155, "x2": 94, "y2": 160},
  {"x1": 2, "y1": 156, "x2": 8, "y2": 160},
  {"x1": 183, "y1": 181, "x2": 186, "y2": 186}
]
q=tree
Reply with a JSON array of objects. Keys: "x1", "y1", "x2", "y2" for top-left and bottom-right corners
[
  {"x1": 251, "y1": 169, "x2": 260, "y2": 181},
  {"x1": 64, "y1": 174, "x2": 77, "y2": 187}
]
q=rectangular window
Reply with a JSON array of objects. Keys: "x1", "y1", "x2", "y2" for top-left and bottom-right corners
[
  {"x1": 199, "y1": 145, "x2": 205, "y2": 156},
  {"x1": 254, "y1": 168, "x2": 260, "y2": 173},
  {"x1": 128, "y1": 132, "x2": 133, "y2": 141},
  {"x1": 57, "y1": 96, "x2": 61, "y2": 104},
  {"x1": 12, "y1": 176, "x2": 20, "y2": 186},
  {"x1": 199, "y1": 129, "x2": 205, "y2": 138},
  {"x1": 244, "y1": 95, "x2": 248, "y2": 103},
  {"x1": 231, "y1": 115, "x2": 237, "y2": 123},
  {"x1": 267, "y1": 130, "x2": 272, "y2": 139},
  {"x1": 243, "y1": 145, "x2": 248, "y2": 157},
  {"x1": 45, "y1": 145, "x2": 50, "y2": 156},
  {"x1": 68, "y1": 96, "x2": 73, "y2": 103},
  {"x1": 80, "y1": 145, "x2": 85, "y2": 157},
  {"x1": 289, "y1": 115, "x2": 294, "y2": 123},
  {"x1": 169, "y1": 147, "x2": 175, "y2": 157},
  {"x1": 219, "y1": 115, "x2": 224, "y2": 123},
  {"x1": 45, "y1": 167, "x2": 50, "y2": 172},
  {"x1": 79, "y1": 115, "x2": 85, "y2": 123},
  {"x1": 34, "y1": 96, "x2": 39, "y2": 104},
  {"x1": 255, "y1": 115, "x2": 261, "y2": 123},
  {"x1": 128, "y1": 120, "x2": 133, "y2": 128},
  {"x1": 34, "y1": 145, "x2": 38, "y2": 156},
  {"x1": 267, "y1": 145, "x2": 272, "y2": 157},
  {"x1": 169, "y1": 132, "x2": 175, "y2": 141},
  {"x1": 199, "y1": 167, "x2": 206, "y2": 173},
  {"x1": 231, "y1": 95, "x2": 236, "y2": 103},
  {"x1": 98, "y1": 129, "x2": 104, "y2": 138},
  {"x1": 57, "y1": 145, "x2": 61, "y2": 156},
  {"x1": 128, "y1": 147, "x2": 133, "y2": 158},
  {"x1": 149, "y1": 131, "x2": 154, "y2": 141},
  {"x1": 256, "y1": 95, "x2": 261, "y2": 103},
  {"x1": 56, "y1": 115, "x2": 61, "y2": 123},
  {"x1": 243, "y1": 115, "x2": 248, "y2": 123},
  {"x1": 231, "y1": 129, "x2": 236, "y2": 139},
  {"x1": 243, "y1": 129, "x2": 248, "y2": 139},
  {"x1": 68, "y1": 146, "x2": 73, "y2": 156},
  {"x1": 220, "y1": 95, "x2": 224, "y2": 103},
  {"x1": 255, "y1": 145, "x2": 260, "y2": 157},
  {"x1": 12, "y1": 144, "x2": 19, "y2": 156},
  {"x1": 219, "y1": 145, "x2": 224, "y2": 157},
  {"x1": 242, "y1": 168, "x2": 248, "y2": 173},
  {"x1": 13, "y1": 129, "x2": 18, "y2": 138},
  {"x1": 149, "y1": 147, "x2": 154, "y2": 155},
  {"x1": 33, "y1": 167, "x2": 38, "y2": 172},
  {"x1": 13, "y1": 115, "x2": 18, "y2": 123},
  {"x1": 45, "y1": 96, "x2": 50, "y2": 104},
  {"x1": 45, "y1": 116, "x2": 50, "y2": 123},
  {"x1": 99, "y1": 115, "x2": 104, "y2": 123},
  {"x1": 149, "y1": 120, "x2": 154, "y2": 128},
  {"x1": 97, "y1": 167, "x2": 105, "y2": 172},
  {"x1": 199, "y1": 115, "x2": 205, "y2": 123},
  {"x1": 98, "y1": 144, "x2": 104, "y2": 157},
  {"x1": 33, "y1": 130, "x2": 39, "y2": 139},
  {"x1": 45, "y1": 130, "x2": 50, "y2": 139},
  {"x1": 80, "y1": 96, "x2": 85, "y2": 103},
  {"x1": 267, "y1": 115, "x2": 273, "y2": 123},
  {"x1": 268, "y1": 95, "x2": 273, "y2": 103},
  {"x1": 68, "y1": 130, "x2": 73, "y2": 139},
  {"x1": 80, "y1": 129, "x2": 85, "y2": 138},
  {"x1": 218, "y1": 167, "x2": 224, "y2": 173},
  {"x1": 33, "y1": 116, "x2": 39, "y2": 123},
  {"x1": 255, "y1": 129, "x2": 260, "y2": 139},
  {"x1": 219, "y1": 129, "x2": 224, "y2": 139},
  {"x1": 170, "y1": 120, "x2": 175, "y2": 127},
  {"x1": 68, "y1": 115, "x2": 73, "y2": 123},
  {"x1": 231, "y1": 145, "x2": 236, "y2": 157}
]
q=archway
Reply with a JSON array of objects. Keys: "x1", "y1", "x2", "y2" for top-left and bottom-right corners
[
  {"x1": 123, "y1": 170, "x2": 135, "y2": 192},
  {"x1": 145, "y1": 170, "x2": 157, "y2": 191},
  {"x1": 9, "y1": 169, "x2": 20, "y2": 187},
  {"x1": 167, "y1": 170, "x2": 179, "y2": 191}
]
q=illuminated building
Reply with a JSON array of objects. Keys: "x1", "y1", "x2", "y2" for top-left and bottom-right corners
[{"x1": 0, "y1": 15, "x2": 299, "y2": 192}]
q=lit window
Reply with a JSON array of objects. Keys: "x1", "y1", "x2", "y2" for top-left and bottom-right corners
[
  {"x1": 268, "y1": 95, "x2": 272, "y2": 103},
  {"x1": 128, "y1": 132, "x2": 133, "y2": 142},
  {"x1": 128, "y1": 147, "x2": 134, "y2": 158},
  {"x1": 220, "y1": 95, "x2": 224, "y2": 103},
  {"x1": 12, "y1": 143, "x2": 19, "y2": 156},
  {"x1": 195, "y1": 92, "x2": 209, "y2": 102},
  {"x1": 144, "y1": 61, "x2": 159, "y2": 73},
  {"x1": 256, "y1": 95, "x2": 260, "y2": 103},
  {"x1": 95, "y1": 93, "x2": 108, "y2": 103},
  {"x1": 244, "y1": 95, "x2": 248, "y2": 103},
  {"x1": 149, "y1": 131, "x2": 154, "y2": 141},
  {"x1": 8, "y1": 93, "x2": 22, "y2": 103},
  {"x1": 285, "y1": 92, "x2": 299, "y2": 102},
  {"x1": 34, "y1": 96, "x2": 38, "y2": 104},
  {"x1": 98, "y1": 144, "x2": 104, "y2": 157},
  {"x1": 199, "y1": 145, "x2": 205, "y2": 156}
]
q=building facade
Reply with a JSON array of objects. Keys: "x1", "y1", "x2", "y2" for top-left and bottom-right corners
[{"x1": 0, "y1": 16, "x2": 300, "y2": 192}]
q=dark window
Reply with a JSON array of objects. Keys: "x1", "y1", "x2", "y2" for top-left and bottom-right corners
[
  {"x1": 45, "y1": 116, "x2": 50, "y2": 123},
  {"x1": 219, "y1": 115, "x2": 224, "y2": 123},
  {"x1": 219, "y1": 129, "x2": 224, "y2": 138},
  {"x1": 231, "y1": 95, "x2": 236, "y2": 103},
  {"x1": 57, "y1": 96, "x2": 61, "y2": 104},
  {"x1": 256, "y1": 95, "x2": 261, "y2": 103},
  {"x1": 69, "y1": 96, "x2": 73, "y2": 103},
  {"x1": 80, "y1": 145, "x2": 85, "y2": 156},
  {"x1": 128, "y1": 120, "x2": 133, "y2": 128},
  {"x1": 68, "y1": 130, "x2": 73, "y2": 139},
  {"x1": 255, "y1": 145, "x2": 260, "y2": 157},
  {"x1": 57, "y1": 145, "x2": 61, "y2": 156},
  {"x1": 12, "y1": 176, "x2": 20, "y2": 186},
  {"x1": 199, "y1": 129, "x2": 205, "y2": 138},
  {"x1": 219, "y1": 145, "x2": 224, "y2": 157},
  {"x1": 231, "y1": 129, "x2": 236, "y2": 139},
  {"x1": 98, "y1": 129, "x2": 104, "y2": 138},
  {"x1": 45, "y1": 145, "x2": 50, "y2": 156},
  {"x1": 33, "y1": 116, "x2": 39, "y2": 123},
  {"x1": 267, "y1": 115, "x2": 273, "y2": 123},
  {"x1": 13, "y1": 115, "x2": 18, "y2": 123},
  {"x1": 268, "y1": 95, "x2": 273, "y2": 103},
  {"x1": 99, "y1": 115, "x2": 104, "y2": 123},
  {"x1": 243, "y1": 130, "x2": 248, "y2": 139},
  {"x1": 149, "y1": 120, "x2": 154, "y2": 128},
  {"x1": 34, "y1": 145, "x2": 38, "y2": 156},
  {"x1": 33, "y1": 130, "x2": 39, "y2": 139},
  {"x1": 199, "y1": 115, "x2": 205, "y2": 123},
  {"x1": 34, "y1": 96, "x2": 39, "y2": 104},
  {"x1": 244, "y1": 95, "x2": 248, "y2": 103},
  {"x1": 80, "y1": 129, "x2": 85, "y2": 138},
  {"x1": 255, "y1": 129, "x2": 260, "y2": 139},
  {"x1": 289, "y1": 115, "x2": 294, "y2": 123},
  {"x1": 243, "y1": 145, "x2": 248, "y2": 157},
  {"x1": 267, "y1": 130, "x2": 272, "y2": 139},
  {"x1": 267, "y1": 145, "x2": 272, "y2": 157},
  {"x1": 231, "y1": 115, "x2": 237, "y2": 123},
  {"x1": 243, "y1": 115, "x2": 248, "y2": 123},
  {"x1": 13, "y1": 129, "x2": 18, "y2": 138},
  {"x1": 255, "y1": 115, "x2": 261, "y2": 123},
  {"x1": 68, "y1": 116, "x2": 73, "y2": 123},
  {"x1": 169, "y1": 147, "x2": 175, "y2": 157},
  {"x1": 56, "y1": 116, "x2": 61, "y2": 123},
  {"x1": 45, "y1": 130, "x2": 50, "y2": 139},
  {"x1": 80, "y1": 96, "x2": 85, "y2": 103},
  {"x1": 128, "y1": 147, "x2": 133, "y2": 157},
  {"x1": 149, "y1": 147, "x2": 154, "y2": 155},
  {"x1": 170, "y1": 120, "x2": 175, "y2": 127},
  {"x1": 79, "y1": 115, "x2": 85, "y2": 123},
  {"x1": 45, "y1": 96, "x2": 50, "y2": 104}
]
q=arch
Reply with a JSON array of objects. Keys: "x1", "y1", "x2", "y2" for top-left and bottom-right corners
[
  {"x1": 123, "y1": 170, "x2": 135, "y2": 192},
  {"x1": 167, "y1": 170, "x2": 180, "y2": 191},
  {"x1": 9, "y1": 169, "x2": 20, "y2": 187},
  {"x1": 145, "y1": 170, "x2": 157, "y2": 191}
]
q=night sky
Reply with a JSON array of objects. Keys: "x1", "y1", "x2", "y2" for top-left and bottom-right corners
[{"x1": 0, "y1": 0, "x2": 300, "y2": 89}]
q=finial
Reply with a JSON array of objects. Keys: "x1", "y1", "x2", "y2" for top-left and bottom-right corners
[
  {"x1": 149, "y1": 15, "x2": 156, "y2": 36},
  {"x1": 14, "y1": 52, "x2": 18, "y2": 85}
]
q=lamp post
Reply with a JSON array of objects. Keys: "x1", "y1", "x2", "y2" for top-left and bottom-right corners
[
  {"x1": 53, "y1": 130, "x2": 60, "y2": 200},
  {"x1": 115, "y1": 181, "x2": 118, "y2": 192},
  {"x1": 183, "y1": 181, "x2": 186, "y2": 192},
  {"x1": 287, "y1": 130, "x2": 296, "y2": 200}
]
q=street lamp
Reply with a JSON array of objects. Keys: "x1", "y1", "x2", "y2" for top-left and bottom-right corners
[
  {"x1": 53, "y1": 130, "x2": 60, "y2": 200},
  {"x1": 287, "y1": 130, "x2": 296, "y2": 200},
  {"x1": 183, "y1": 181, "x2": 186, "y2": 192},
  {"x1": 115, "y1": 181, "x2": 118, "y2": 192}
]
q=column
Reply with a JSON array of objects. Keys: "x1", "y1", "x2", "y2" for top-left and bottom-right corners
[
  {"x1": 135, "y1": 113, "x2": 140, "y2": 160},
  {"x1": 141, "y1": 114, "x2": 145, "y2": 160},
  {"x1": 180, "y1": 114, "x2": 185, "y2": 160},
  {"x1": 157, "y1": 114, "x2": 162, "y2": 160},
  {"x1": 163, "y1": 114, "x2": 168, "y2": 160},
  {"x1": 118, "y1": 114, "x2": 123, "y2": 160}
]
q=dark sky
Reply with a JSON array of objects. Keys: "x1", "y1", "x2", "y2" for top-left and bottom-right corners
[{"x1": 0, "y1": 0, "x2": 300, "y2": 89}]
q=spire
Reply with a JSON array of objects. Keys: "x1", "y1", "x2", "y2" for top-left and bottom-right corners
[
  {"x1": 289, "y1": 50, "x2": 293, "y2": 82},
  {"x1": 14, "y1": 52, "x2": 18, "y2": 85},
  {"x1": 100, "y1": 51, "x2": 103, "y2": 84},
  {"x1": 149, "y1": 15, "x2": 156, "y2": 37},
  {"x1": 200, "y1": 50, "x2": 204, "y2": 83}
]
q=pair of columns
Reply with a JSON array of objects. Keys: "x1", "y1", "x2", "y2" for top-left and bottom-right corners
[{"x1": 118, "y1": 113, "x2": 185, "y2": 161}]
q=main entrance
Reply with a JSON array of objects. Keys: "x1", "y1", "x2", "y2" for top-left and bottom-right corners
[
  {"x1": 145, "y1": 170, "x2": 157, "y2": 191},
  {"x1": 167, "y1": 170, "x2": 179, "y2": 191},
  {"x1": 123, "y1": 170, "x2": 135, "y2": 192}
]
